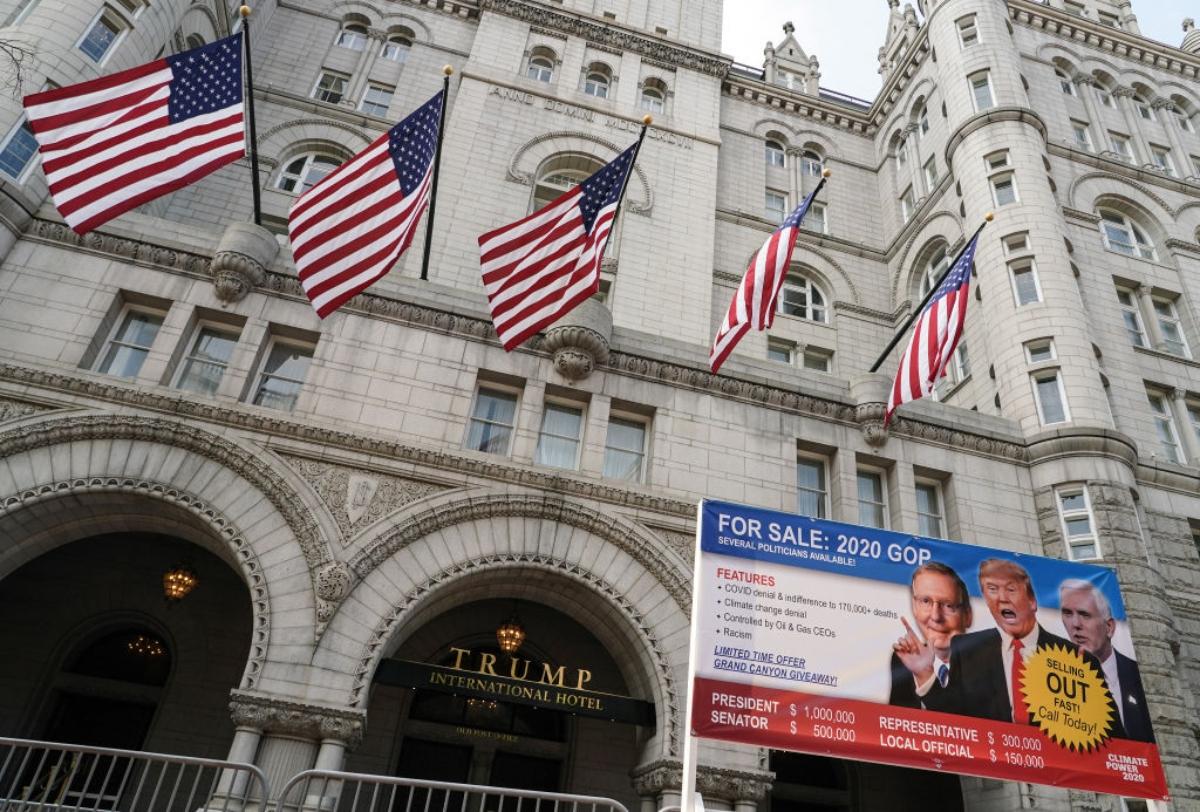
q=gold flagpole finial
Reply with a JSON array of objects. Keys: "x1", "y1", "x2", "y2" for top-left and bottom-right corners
[
  {"x1": 984, "y1": 211, "x2": 995, "y2": 222},
  {"x1": 239, "y1": 5, "x2": 250, "y2": 17},
  {"x1": 821, "y1": 167, "x2": 832, "y2": 178},
  {"x1": 442, "y1": 65, "x2": 454, "y2": 76},
  {"x1": 642, "y1": 114, "x2": 653, "y2": 126}
]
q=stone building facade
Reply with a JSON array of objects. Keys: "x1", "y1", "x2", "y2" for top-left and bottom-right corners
[{"x1": 0, "y1": 0, "x2": 1197, "y2": 809}]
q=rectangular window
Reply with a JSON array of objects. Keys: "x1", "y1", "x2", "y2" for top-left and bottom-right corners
[
  {"x1": 991, "y1": 173, "x2": 1018, "y2": 207},
  {"x1": 175, "y1": 325, "x2": 239, "y2": 395},
  {"x1": 1188, "y1": 402, "x2": 1200, "y2": 450},
  {"x1": 1009, "y1": 259, "x2": 1041, "y2": 305},
  {"x1": 96, "y1": 309, "x2": 164, "y2": 378},
  {"x1": 923, "y1": 157, "x2": 938, "y2": 189},
  {"x1": 313, "y1": 72, "x2": 349, "y2": 104},
  {"x1": 1153, "y1": 298, "x2": 1189, "y2": 357},
  {"x1": 1150, "y1": 145, "x2": 1175, "y2": 177},
  {"x1": 1115, "y1": 289, "x2": 1147, "y2": 348},
  {"x1": 359, "y1": 84, "x2": 394, "y2": 117},
  {"x1": 767, "y1": 339, "x2": 794, "y2": 364},
  {"x1": 765, "y1": 190, "x2": 787, "y2": 224},
  {"x1": 1033, "y1": 371, "x2": 1069, "y2": 425},
  {"x1": 603, "y1": 416, "x2": 647, "y2": 482},
  {"x1": 1058, "y1": 488, "x2": 1099, "y2": 560},
  {"x1": 251, "y1": 338, "x2": 314, "y2": 411},
  {"x1": 985, "y1": 151, "x2": 1010, "y2": 172},
  {"x1": 1071, "y1": 121, "x2": 1092, "y2": 151},
  {"x1": 796, "y1": 456, "x2": 827, "y2": 518},
  {"x1": 466, "y1": 387, "x2": 519, "y2": 455},
  {"x1": 915, "y1": 481, "x2": 943, "y2": 538},
  {"x1": 1025, "y1": 339, "x2": 1056, "y2": 364},
  {"x1": 1147, "y1": 390, "x2": 1182, "y2": 464},
  {"x1": 1098, "y1": 11, "x2": 1120, "y2": 28},
  {"x1": 1178, "y1": 113, "x2": 1195, "y2": 134},
  {"x1": 969, "y1": 72, "x2": 994, "y2": 112},
  {"x1": 1063, "y1": 0, "x2": 1085, "y2": 15},
  {"x1": 1002, "y1": 232, "x2": 1029, "y2": 255},
  {"x1": 956, "y1": 15, "x2": 978, "y2": 48},
  {"x1": 114, "y1": 0, "x2": 146, "y2": 17},
  {"x1": 803, "y1": 202, "x2": 827, "y2": 234},
  {"x1": 534, "y1": 402, "x2": 584, "y2": 470},
  {"x1": 857, "y1": 469, "x2": 888, "y2": 529},
  {"x1": 900, "y1": 186, "x2": 915, "y2": 222},
  {"x1": 78, "y1": 7, "x2": 127, "y2": 63},
  {"x1": 1109, "y1": 133, "x2": 1133, "y2": 163},
  {"x1": 0, "y1": 119, "x2": 38, "y2": 181},
  {"x1": 803, "y1": 347, "x2": 832, "y2": 372}
]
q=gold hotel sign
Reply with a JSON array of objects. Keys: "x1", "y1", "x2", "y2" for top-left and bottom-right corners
[{"x1": 374, "y1": 648, "x2": 655, "y2": 726}]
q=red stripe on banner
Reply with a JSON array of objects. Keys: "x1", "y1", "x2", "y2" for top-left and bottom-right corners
[
  {"x1": 691, "y1": 677, "x2": 1169, "y2": 801},
  {"x1": 24, "y1": 59, "x2": 168, "y2": 107}
]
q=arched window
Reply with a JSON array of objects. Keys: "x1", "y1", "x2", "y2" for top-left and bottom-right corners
[
  {"x1": 640, "y1": 78, "x2": 667, "y2": 113},
  {"x1": 1099, "y1": 209, "x2": 1156, "y2": 261},
  {"x1": 1055, "y1": 69, "x2": 1074, "y2": 96},
  {"x1": 801, "y1": 150, "x2": 823, "y2": 177},
  {"x1": 185, "y1": 33, "x2": 205, "y2": 50},
  {"x1": 532, "y1": 153, "x2": 605, "y2": 212},
  {"x1": 920, "y1": 244, "x2": 950, "y2": 297},
  {"x1": 335, "y1": 22, "x2": 368, "y2": 51},
  {"x1": 583, "y1": 64, "x2": 611, "y2": 98},
  {"x1": 275, "y1": 152, "x2": 343, "y2": 194},
  {"x1": 1133, "y1": 91, "x2": 1154, "y2": 121},
  {"x1": 915, "y1": 103, "x2": 930, "y2": 136},
  {"x1": 526, "y1": 47, "x2": 555, "y2": 82},
  {"x1": 765, "y1": 139, "x2": 785, "y2": 168},
  {"x1": 778, "y1": 273, "x2": 827, "y2": 323},
  {"x1": 381, "y1": 31, "x2": 412, "y2": 62}
]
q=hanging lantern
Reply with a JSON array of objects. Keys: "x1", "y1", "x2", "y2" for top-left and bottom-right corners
[
  {"x1": 496, "y1": 614, "x2": 525, "y2": 654},
  {"x1": 163, "y1": 565, "x2": 198, "y2": 602}
]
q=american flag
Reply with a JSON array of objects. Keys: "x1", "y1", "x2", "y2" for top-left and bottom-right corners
[
  {"x1": 885, "y1": 232, "x2": 979, "y2": 426},
  {"x1": 478, "y1": 141, "x2": 640, "y2": 351},
  {"x1": 23, "y1": 34, "x2": 244, "y2": 235},
  {"x1": 290, "y1": 91, "x2": 443, "y2": 318},
  {"x1": 709, "y1": 186, "x2": 822, "y2": 373}
]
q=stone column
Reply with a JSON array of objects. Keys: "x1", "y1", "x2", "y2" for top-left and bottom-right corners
[
  {"x1": 228, "y1": 690, "x2": 366, "y2": 809},
  {"x1": 1111, "y1": 86, "x2": 1151, "y2": 165},
  {"x1": 695, "y1": 766, "x2": 772, "y2": 811},
  {"x1": 1134, "y1": 285, "x2": 1166, "y2": 351},
  {"x1": 1071, "y1": 73, "x2": 1103, "y2": 151},
  {"x1": 1153, "y1": 98, "x2": 1190, "y2": 176},
  {"x1": 1168, "y1": 388, "x2": 1200, "y2": 464},
  {"x1": 630, "y1": 760, "x2": 682, "y2": 812}
]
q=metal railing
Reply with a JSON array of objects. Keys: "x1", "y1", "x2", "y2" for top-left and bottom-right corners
[
  {"x1": 274, "y1": 770, "x2": 628, "y2": 812},
  {"x1": 0, "y1": 737, "x2": 271, "y2": 812}
]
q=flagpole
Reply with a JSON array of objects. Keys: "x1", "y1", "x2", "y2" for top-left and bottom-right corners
[
  {"x1": 868, "y1": 212, "x2": 993, "y2": 373},
  {"x1": 603, "y1": 113, "x2": 652, "y2": 246},
  {"x1": 239, "y1": 5, "x2": 262, "y2": 226},
  {"x1": 419, "y1": 66, "x2": 454, "y2": 282}
]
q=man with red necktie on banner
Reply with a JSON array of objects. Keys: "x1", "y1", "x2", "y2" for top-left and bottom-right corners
[{"x1": 895, "y1": 558, "x2": 1125, "y2": 738}]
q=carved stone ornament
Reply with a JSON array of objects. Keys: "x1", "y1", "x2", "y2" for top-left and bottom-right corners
[
  {"x1": 210, "y1": 221, "x2": 279, "y2": 303},
  {"x1": 695, "y1": 765, "x2": 774, "y2": 803},
  {"x1": 316, "y1": 561, "x2": 352, "y2": 603},
  {"x1": 229, "y1": 690, "x2": 366, "y2": 749},
  {"x1": 280, "y1": 454, "x2": 448, "y2": 543},
  {"x1": 541, "y1": 297, "x2": 612, "y2": 381},
  {"x1": 850, "y1": 372, "x2": 892, "y2": 447},
  {"x1": 630, "y1": 759, "x2": 682, "y2": 796},
  {"x1": 0, "y1": 396, "x2": 52, "y2": 423}
]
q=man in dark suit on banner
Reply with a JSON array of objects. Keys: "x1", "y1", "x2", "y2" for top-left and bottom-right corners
[
  {"x1": 888, "y1": 562, "x2": 973, "y2": 709},
  {"x1": 895, "y1": 558, "x2": 1123, "y2": 737},
  {"x1": 1059, "y1": 579, "x2": 1155, "y2": 743}
]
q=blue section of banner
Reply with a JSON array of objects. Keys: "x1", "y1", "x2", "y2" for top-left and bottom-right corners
[{"x1": 699, "y1": 499, "x2": 1127, "y2": 620}]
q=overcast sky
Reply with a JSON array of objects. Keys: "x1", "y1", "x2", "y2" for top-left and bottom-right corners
[{"x1": 721, "y1": 1, "x2": 1196, "y2": 101}]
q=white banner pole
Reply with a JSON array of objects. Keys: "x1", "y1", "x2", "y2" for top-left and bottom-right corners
[{"x1": 679, "y1": 500, "x2": 707, "y2": 812}]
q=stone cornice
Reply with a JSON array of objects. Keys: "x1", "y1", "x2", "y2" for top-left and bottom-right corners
[
  {"x1": 478, "y1": 0, "x2": 728, "y2": 77},
  {"x1": 834, "y1": 300, "x2": 909, "y2": 322},
  {"x1": 280, "y1": 0, "x2": 479, "y2": 23},
  {"x1": 1047, "y1": 142, "x2": 1200, "y2": 201},
  {"x1": 1024, "y1": 427, "x2": 1139, "y2": 469},
  {"x1": 944, "y1": 107, "x2": 1048, "y2": 167},
  {"x1": 229, "y1": 690, "x2": 366, "y2": 748},
  {"x1": 1008, "y1": 0, "x2": 1200, "y2": 81},
  {"x1": 721, "y1": 76, "x2": 872, "y2": 136}
]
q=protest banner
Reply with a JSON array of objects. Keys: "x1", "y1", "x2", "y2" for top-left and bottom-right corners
[{"x1": 682, "y1": 499, "x2": 1168, "y2": 800}]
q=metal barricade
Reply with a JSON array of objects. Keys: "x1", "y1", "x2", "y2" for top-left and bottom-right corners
[
  {"x1": 0, "y1": 737, "x2": 271, "y2": 812},
  {"x1": 273, "y1": 770, "x2": 629, "y2": 812}
]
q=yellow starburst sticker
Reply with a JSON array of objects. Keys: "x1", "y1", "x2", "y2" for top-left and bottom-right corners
[{"x1": 1021, "y1": 643, "x2": 1117, "y2": 751}]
